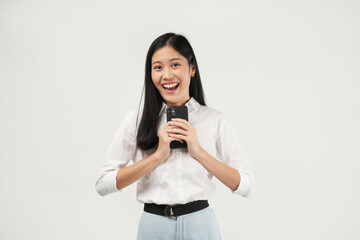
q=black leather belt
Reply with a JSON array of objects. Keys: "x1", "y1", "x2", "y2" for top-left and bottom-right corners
[{"x1": 144, "y1": 200, "x2": 209, "y2": 220}]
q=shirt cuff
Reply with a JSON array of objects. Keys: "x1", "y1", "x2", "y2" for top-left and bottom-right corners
[
  {"x1": 101, "y1": 170, "x2": 121, "y2": 195},
  {"x1": 232, "y1": 170, "x2": 254, "y2": 198}
]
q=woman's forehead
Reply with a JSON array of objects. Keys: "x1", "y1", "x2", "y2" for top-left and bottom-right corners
[{"x1": 152, "y1": 46, "x2": 185, "y2": 63}]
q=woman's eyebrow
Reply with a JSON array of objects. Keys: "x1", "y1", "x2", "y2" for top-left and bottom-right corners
[{"x1": 152, "y1": 58, "x2": 182, "y2": 65}]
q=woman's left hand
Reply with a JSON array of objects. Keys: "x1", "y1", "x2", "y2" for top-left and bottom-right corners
[{"x1": 166, "y1": 118, "x2": 204, "y2": 159}]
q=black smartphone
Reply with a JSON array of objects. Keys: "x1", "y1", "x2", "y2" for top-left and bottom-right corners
[{"x1": 166, "y1": 106, "x2": 188, "y2": 149}]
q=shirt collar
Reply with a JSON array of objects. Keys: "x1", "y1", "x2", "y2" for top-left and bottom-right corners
[{"x1": 160, "y1": 97, "x2": 201, "y2": 115}]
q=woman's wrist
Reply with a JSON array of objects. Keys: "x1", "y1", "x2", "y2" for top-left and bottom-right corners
[
  {"x1": 153, "y1": 151, "x2": 166, "y2": 163},
  {"x1": 192, "y1": 146, "x2": 206, "y2": 160}
]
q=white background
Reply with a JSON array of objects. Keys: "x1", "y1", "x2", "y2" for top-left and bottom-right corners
[{"x1": 1, "y1": 0, "x2": 359, "y2": 239}]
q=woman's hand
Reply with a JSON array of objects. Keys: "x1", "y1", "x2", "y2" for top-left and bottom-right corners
[
  {"x1": 155, "y1": 122, "x2": 184, "y2": 161},
  {"x1": 166, "y1": 118, "x2": 204, "y2": 159}
]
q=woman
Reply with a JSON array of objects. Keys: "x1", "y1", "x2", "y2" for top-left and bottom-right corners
[{"x1": 95, "y1": 33, "x2": 254, "y2": 239}]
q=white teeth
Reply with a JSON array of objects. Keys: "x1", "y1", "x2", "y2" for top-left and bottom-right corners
[{"x1": 162, "y1": 83, "x2": 179, "y2": 89}]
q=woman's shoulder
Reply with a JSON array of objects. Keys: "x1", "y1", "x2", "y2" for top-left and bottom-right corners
[
  {"x1": 114, "y1": 109, "x2": 141, "y2": 138},
  {"x1": 198, "y1": 104, "x2": 227, "y2": 120},
  {"x1": 122, "y1": 109, "x2": 142, "y2": 127},
  {"x1": 123, "y1": 109, "x2": 138, "y2": 120}
]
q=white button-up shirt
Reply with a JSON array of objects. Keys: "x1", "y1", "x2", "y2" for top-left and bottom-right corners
[{"x1": 95, "y1": 97, "x2": 254, "y2": 205}]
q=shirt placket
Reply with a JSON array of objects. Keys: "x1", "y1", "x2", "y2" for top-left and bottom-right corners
[{"x1": 175, "y1": 149, "x2": 185, "y2": 202}]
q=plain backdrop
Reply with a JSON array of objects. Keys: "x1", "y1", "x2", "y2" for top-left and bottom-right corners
[{"x1": 0, "y1": 0, "x2": 359, "y2": 239}]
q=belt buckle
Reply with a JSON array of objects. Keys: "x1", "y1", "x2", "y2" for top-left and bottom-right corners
[{"x1": 165, "y1": 205, "x2": 177, "y2": 220}]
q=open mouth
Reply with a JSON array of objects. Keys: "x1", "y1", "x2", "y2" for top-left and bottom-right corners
[{"x1": 162, "y1": 83, "x2": 180, "y2": 92}]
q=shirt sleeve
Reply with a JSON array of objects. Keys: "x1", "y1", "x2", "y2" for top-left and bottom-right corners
[
  {"x1": 216, "y1": 114, "x2": 255, "y2": 198},
  {"x1": 95, "y1": 110, "x2": 137, "y2": 196}
]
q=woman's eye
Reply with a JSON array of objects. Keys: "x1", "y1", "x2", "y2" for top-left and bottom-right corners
[
  {"x1": 172, "y1": 63, "x2": 180, "y2": 67},
  {"x1": 154, "y1": 66, "x2": 162, "y2": 70}
]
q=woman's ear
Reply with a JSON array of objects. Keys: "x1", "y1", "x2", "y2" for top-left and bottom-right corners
[{"x1": 190, "y1": 64, "x2": 196, "y2": 78}]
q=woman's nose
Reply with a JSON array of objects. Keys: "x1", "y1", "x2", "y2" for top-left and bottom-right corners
[{"x1": 162, "y1": 68, "x2": 172, "y2": 80}]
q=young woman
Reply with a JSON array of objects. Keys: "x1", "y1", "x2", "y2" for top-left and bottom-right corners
[{"x1": 95, "y1": 33, "x2": 254, "y2": 240}]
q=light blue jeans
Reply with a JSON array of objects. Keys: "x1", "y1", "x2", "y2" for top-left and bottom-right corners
[{"x1": 137, "y1": 206, "x2": 222, "y2": 240}]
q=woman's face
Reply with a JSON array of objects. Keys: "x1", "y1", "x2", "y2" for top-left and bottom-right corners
[{"x1": 151, "y1": 45, "x2": 195, "y2": 106}]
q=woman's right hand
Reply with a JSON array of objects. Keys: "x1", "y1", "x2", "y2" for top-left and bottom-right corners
[{"x1": 155, "y1": 122, "x2": 183, "y2": 161}]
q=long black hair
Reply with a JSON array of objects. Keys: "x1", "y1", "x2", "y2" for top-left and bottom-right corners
[{"x1": 136, "y1": 33, "x2": 206, "y2": 150}]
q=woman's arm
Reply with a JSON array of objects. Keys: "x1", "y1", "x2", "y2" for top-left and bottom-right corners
[
  {"x1": 167, "y1": 118, "x2": 240, "y2": 191},
  {"x1": 95, "y1": 111, "x2": 178, "y2": 196},
  {"x1": 116, "y1": 121, "x2": 179, "y2": 190},
  {"x1": 167, "y1": 117, "x2": 254, "y2": 196},
  {"x1": 115, "y1": 152, "x2": 162, "y2": 190},
  {"x1": 193, "y1": 149, "x2": 240, "y2": 191}
]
